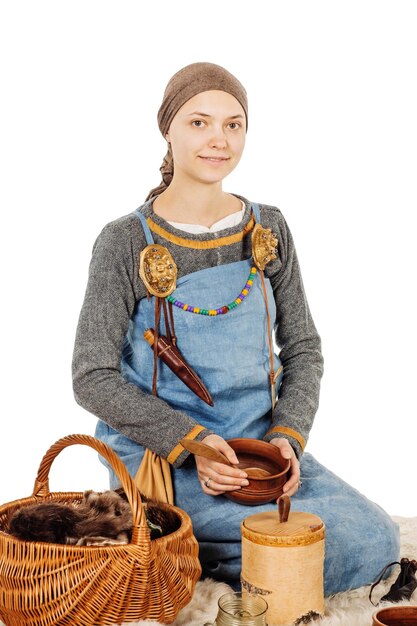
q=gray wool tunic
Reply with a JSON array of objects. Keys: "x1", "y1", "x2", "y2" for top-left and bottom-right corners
[{"x1": 72, "y1": 193, "x2": 324, "y2": 467}]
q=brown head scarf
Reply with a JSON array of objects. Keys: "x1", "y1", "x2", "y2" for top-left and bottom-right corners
[{"x1": 145, "y1": 62, "x2": 248, "y2": 201}]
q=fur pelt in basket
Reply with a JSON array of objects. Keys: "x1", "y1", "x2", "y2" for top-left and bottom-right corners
[{"x1": 8, "y1": 488, "x2": 180, "y2": 545}]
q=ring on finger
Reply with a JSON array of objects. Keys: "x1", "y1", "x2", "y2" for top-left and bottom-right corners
[{"x1": 204, "y1": 477, "x2": 212, "y2": 489}]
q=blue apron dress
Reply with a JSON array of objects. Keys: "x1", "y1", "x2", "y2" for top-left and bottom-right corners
[{"x1": 95, "y1": 201, "x2": 399, "y2": 596}]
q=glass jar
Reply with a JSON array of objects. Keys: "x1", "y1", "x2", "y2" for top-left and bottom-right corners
[{"x1": 204, "y1": 591, "x2": 268, "y2": 626}]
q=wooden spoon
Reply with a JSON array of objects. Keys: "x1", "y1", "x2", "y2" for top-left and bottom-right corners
[{"x1": 180, "y1": 439, "x2": 270, "y2": 478}]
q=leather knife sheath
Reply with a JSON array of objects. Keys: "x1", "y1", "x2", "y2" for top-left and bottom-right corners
[{"x1": 143, "y1": 328, "x2": 214, "y2": 407}]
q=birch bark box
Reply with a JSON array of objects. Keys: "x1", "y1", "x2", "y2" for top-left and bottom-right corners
[{"x1": 240, "y1": 502, "x2": 325, "y2": 626}]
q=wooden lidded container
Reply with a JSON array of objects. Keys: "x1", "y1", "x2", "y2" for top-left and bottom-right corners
[{"x1": 240, "y1": 496, "x2": 325, "y2": 626}]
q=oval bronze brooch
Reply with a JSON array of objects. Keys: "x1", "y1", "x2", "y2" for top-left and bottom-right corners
[
  {"x1": 139, "y1": 244, "x2": 178, "y2": 297},
  {"x1": 252, "y1": 223, "x2": 278, "y2": 271}
]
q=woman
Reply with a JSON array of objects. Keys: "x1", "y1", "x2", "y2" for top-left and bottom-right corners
[{"x1": 72, "y1": 61, "x2": 399, "y2": 594}]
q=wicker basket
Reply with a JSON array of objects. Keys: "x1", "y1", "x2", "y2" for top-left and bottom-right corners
[{"x1": 0, "y1": 434, "x2": 202, "y2": 626}]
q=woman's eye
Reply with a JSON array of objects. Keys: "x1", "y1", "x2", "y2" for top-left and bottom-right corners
[{"x1": 191, "y1": 120, "x2": 241, "y2": 129}]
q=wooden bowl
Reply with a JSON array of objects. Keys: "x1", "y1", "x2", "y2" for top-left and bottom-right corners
[
  {"x1": 224, "y1": 438, "x2": 291, "y2": 505},
  {"x1": 373, "y1": 606, "x2": 417, "y2": 625}
]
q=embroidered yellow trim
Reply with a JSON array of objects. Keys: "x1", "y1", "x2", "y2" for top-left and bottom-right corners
[
  {"x1": 167, "y1": 424, "x2": 207, "y2": 464},
  {"x1": 147, "y1": 215, "x2": 255, "y2": 249},
  {"x1": 267, "y1": 426, "x2": 306, "y2": 451}
]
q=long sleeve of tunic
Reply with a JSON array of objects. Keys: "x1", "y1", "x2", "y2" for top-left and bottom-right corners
[{"x1": 72, "y1": 194, "x2": 324, "y2": 465}]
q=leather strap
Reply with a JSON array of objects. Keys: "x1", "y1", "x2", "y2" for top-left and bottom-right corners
[
  {"x1": 168, "y1": 300, "x2": 177, "y2": 346},
  {"x1": 259, "y1": 269, "x2": 277, "y2": 410},
  {"x1": 152, "y1": 296, "x2": 162, "y2": 396},
  {"x1": 369, "y1": 561, "x2": 400, "y2": 605},
  {"x1": 161, "y1": 298, "x2": 177, "y2": 347},
  {"x1": 162, "y1": 298, "x2": 172, "y2": 344}
]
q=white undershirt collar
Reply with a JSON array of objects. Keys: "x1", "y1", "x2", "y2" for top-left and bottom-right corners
[{"x1": 166, "y1": 200, "x2": 246, "y2": 234}]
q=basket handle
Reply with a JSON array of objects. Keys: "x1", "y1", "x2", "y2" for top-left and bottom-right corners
[{"x1": 31, "y1": 433, "x2": 148, "y2": 545}]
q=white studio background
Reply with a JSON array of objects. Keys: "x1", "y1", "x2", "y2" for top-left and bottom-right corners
[{"x1": 1, "y1": 1, "x2": 416, "y2": 516}]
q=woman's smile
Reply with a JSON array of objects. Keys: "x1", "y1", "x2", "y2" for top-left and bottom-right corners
[{"x1": 198, "y1": 156, "x2": 230, "y2": 164}]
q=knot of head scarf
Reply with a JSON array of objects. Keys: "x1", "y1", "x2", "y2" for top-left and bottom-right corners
[
  {"x1": 160, "y1": 148, "x2": 174, "y2": 187},
  {"x1": 146, "y1": 62, "x2": 248, "y2": 201}
]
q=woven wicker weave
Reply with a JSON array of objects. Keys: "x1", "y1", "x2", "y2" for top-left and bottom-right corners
[{"x1": 0, "y1": 434, "x2": 202, "y2": 626}]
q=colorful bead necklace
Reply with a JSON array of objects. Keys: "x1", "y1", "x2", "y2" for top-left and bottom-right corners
[{"x1": 166, "y1": 266, "x2": 258, "y2": 316}]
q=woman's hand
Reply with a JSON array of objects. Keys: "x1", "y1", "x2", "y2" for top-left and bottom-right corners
[
  {"x1": 269, "y1": 438, "x2": 301, "y2": 498},
  {"x1": 195, "y1": 434, "x2": 249, "y2": 496}
]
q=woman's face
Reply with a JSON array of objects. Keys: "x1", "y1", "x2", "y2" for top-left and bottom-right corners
[{"x1": 165, "y1": 90, "x2": 246, "y2": 186}]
